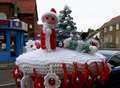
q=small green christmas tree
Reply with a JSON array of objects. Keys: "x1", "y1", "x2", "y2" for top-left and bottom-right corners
[{"x1": 56, "y1": 5, "x2": 77, "y2": 47}]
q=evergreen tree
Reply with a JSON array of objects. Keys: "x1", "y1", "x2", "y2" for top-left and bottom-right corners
[{"x1": 56, "y1": 5, "x2": 77, "y2": 47}]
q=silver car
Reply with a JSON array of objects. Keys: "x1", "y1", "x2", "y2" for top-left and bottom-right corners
[{"x1": 97, "y1": 50, "x2": 120, "y2": 68}]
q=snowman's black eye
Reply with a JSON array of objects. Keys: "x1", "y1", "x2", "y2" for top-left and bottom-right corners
[
  {"x1": 45, "y1": 16, "x2": 49, "y2": 20},
  {"x1": 51, "y1": 17, "x2": 55, "y2": 21},
  {"x1": 30, "y1": 45, "x2": 33, "y2": 47}
]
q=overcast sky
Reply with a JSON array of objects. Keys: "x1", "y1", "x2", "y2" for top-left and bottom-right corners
[{"x1": 36, "y1": 0, "x2": 120, "y2": 32}]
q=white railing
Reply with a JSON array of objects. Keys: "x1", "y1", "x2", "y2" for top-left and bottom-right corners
[{"x1": 0, "y1": 19, "x2": 28, "y2": 31}]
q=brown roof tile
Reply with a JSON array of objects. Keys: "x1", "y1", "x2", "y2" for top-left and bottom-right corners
[
  {"x1": 0, "y1": 0, "x2": 15, "y2": 4},
  {"x1": 17, "y1": 0, "x2": 36, "y2": 14},
  {"x1": 0, "y1": 0, "x2": 36, "y2": 14},
  {"x1": 0, "y1": 0, "x2": 37, "y2": 16},
  {"x1": 101, "y1": 16, "x2": 120, "y2": 28}
]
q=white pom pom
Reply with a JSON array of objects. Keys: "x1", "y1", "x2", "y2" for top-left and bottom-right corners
[
  {"x1": 35, "y1": 40, "x2": 41, "y2": 49},
  {"x1": 66, "y1": 26, "x2": 71, "y2": 30},
  {"x1": 89, "y1": 45, "x2": 98, "y2": 53}
]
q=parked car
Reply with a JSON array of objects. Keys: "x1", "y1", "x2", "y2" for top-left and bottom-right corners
[
  {"x1": 97, "y1": 50, "x2": 120, "y2": 68},
  {"x1": 106, "y1": 66, "x2": 120, "y2": 88}
]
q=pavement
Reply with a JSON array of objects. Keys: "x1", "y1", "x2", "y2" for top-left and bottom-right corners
[
  {"x1": 0, "y1": 62, "x2": 15, "y2": 87},
  {"x1": 0, "y1": 85, "x2": 16, "y2": 88},
  {"x1": 0, "y1": 69, "x2": 14, "y2": 85},
  {"x1": 0, "y1": 62, "x2": 15, "y2": 70}
]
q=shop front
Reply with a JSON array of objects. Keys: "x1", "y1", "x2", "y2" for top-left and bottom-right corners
[{"x1": 0, "y1": 19, "x2": 28, "y2": 62}]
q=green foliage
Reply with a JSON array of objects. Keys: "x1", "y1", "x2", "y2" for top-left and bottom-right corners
[
  {"x1": 88, "y1": 28, "x2": 94, "y2": 33},
  {"x1": 80, "y1": 44, "x2": 91, "y2": 53},
  {"x1": 104, "y1": 42, "x2": 116, "y2": 48},
  {"x1": 68, "y1": 40, "x2": 78, "y2": 50},
  {"x1": 56, "y1": 5, "x2": 77, "y2": 41}
]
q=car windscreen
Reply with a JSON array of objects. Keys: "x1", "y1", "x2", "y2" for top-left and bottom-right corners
[
  {"x1": 109, "y1": 54, "x2": 120, "y2": 66},
  {"x1": 102, "y1": 53, "x2": 112, "y2": 59}
]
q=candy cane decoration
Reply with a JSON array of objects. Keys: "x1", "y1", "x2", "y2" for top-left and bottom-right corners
[{"x1": 12, "y1": 65, "x2": 23, "y2": 88}]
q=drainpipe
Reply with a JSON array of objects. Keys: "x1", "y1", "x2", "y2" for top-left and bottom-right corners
[{"x1": 14, "y1": 0, "x2": 18, "y2": 18}]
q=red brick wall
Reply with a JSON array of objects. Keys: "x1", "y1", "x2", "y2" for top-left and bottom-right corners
[
  {"x1": 34, "y1": 13, "x2": 38, "y2": 37},
  {"x1": 18, "y1": 14, "x2": 35, "y2": 38},
  {"x1": 36, "y1": 24, "x2": 43, "y2": 34},
  {"x1": 0, "y1": 3, "x2": 38, "y2": 39}
]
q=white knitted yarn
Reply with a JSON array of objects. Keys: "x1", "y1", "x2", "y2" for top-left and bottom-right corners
[
  {"x1": 16, "y1": 48, "x2": 105, "y2": 75},
  {"x1": 24, "y1": 40, "x2": 37, "y2": 52}
]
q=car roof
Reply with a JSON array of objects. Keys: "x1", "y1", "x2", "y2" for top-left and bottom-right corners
[{"x1": 98, "y1": 50, "x2": 120, "y2": 56}]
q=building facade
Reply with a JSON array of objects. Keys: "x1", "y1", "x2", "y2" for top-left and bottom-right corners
[
  {"x1": 17, "y1": 0, "x2": 38, "y2": 38},
  {"x1": 100, "y1": 16, "x2": 120, "y2": 48},
  {"x1": 36, "y1": 24, "x2": 43, "y2": 39},
  {"x1": 0, "y1": 0, "x2": 38, "y2": 38},
  {"x1": 0, "y1": 0, "x2": 38, "y2": 61}
]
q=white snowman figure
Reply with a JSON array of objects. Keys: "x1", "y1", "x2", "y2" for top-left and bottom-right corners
[{"x1": 25, "y1": 40, "x2": 37, "y2": 52}]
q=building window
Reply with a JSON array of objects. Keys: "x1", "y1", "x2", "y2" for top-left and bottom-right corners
[
  {"x1": 109, "y1": 26, "x2": 113, "y2": 32},
  {"x1": 0, "y1": 31, "x2": 6, "y2": 52},
  {"x1": 104, "y1": 35, "x2": 112, "y2": 43},
  {"x1": 0, "y1": 12, "x2": 7, "y2": 19},
  {"x1": 29, "y1": 24, "x2": 33, "y2": 29},
  {"x1": 116, "y1": 24, "x2": 119, "y2": 30},
  {"x1": 104, "y1": 27, "x2": 107, "y2": 32},
  {"x1": 109, "y1": 35, "x2": 112, "y2": 42},
  {"x1": 116, "y1": 37, "x2": 119, "y2": 45},
  {"x1": 104, "y1": 37, "x2": 108, "y2": 43}
]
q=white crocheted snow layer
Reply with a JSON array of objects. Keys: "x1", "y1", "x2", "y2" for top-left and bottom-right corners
[{"x1": 16, "y1": 48, "x2": 105, "y2": 74}]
